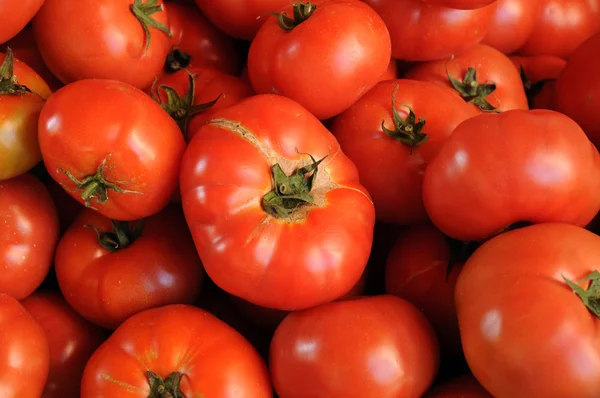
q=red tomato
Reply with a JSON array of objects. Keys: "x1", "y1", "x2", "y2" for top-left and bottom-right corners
[
  {"x1": 270, "y1": 295, "x2": 440, "y2": 398},
  {"x1": 331, "y1": 79, "x2": 477, "y2": 224},
  {"x1": 164, "y1": 1, "x2": 241, "y2": 75},
  {"x1": 456, "y1": 223, "x2": 600, "y2": 397},
  {"x1": 81, "y1": 304, "x2": 272, "y2": 397},
  {"x1": 0, "y1": 0, "x2": 44, "y2": 44},
  {"x1": 419, "y1": 0, "x2": 497, "y2": 8},
  {"x1": 481, "y1": 0, "x2": 542, "y2": 54},
  {"x1": 510, "y1": 54, "x2": 566, "y2": 110},
  {"x1": 423, "y1": 110, "x2": 600, "y2": 241},
  {"x1": 555, "y1": 32, "x2": 600, "y2": 147},
  {"x1": 405, "y1": 44, "x2": 528, "y2": 112},
  {"x1": 38, "y1": 79, "x2": 185, "y2": 221},
  {"x1": 518, "y1": 0, "x2": 600, "y2": 59},
  {"x1": 248, "y1": 0, "x2": 392, "y2": 120},
  {"x1": 180, "y1": 94, "x2": 375, "y2": 310},
  {"x1": 33, "y1": 0, "x2": 171, "y2": 89},
  {"x1": 54, "y1": 206, "x2": 204, "y2": 330},
  {"x1": 381, "y1": 58, "x2": 399, "y2": 81},
  {"x1": 0, "y1": 173, "x2": 59, "y2": 299},
  {"x1": 21, "y1": 291, "x2": 107, "y2": 398},
  {"x1": 193, "y1": 0, "x2": 293, "y2": 40},
  {"x1": 363, "y1": 0, "x2": 496, "y2": 62},
  {"x1": 424, "y1": 374, "x2": 492, "y2": 397},
  {"x1": 0, "y1": 293, "x2": 49, "y2": 397}
]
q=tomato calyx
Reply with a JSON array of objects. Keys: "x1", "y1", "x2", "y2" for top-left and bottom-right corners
[
  {"x1": 381, "y1": 84, "x2": 428, "y2": 153},
  {"x1": 165, "y1": 49, "x2": 191, "y2": 73},
  {"x1": 563, "y1": 271, "x2": 600, "y2": 318},
  {"x1": 0, "y1": 47, "x2": 35, "y2": 96},
  {"x1": 85, "y1": 220, "x2": 144, "y2": 252},
  {"x1": 130, "y1": 0, "x2": 172, "y2": 57},
  {"x1": 271, "y1": 2, "x2": 317, "y2": 32},
  {"x1": 518, "y1": 65, "x2": 550, "y2": 109},
  {"x1": 446, "y1": 61, "x2": 500, "y2": 112},
  {"x1": 146, "y1": 371, "x2": 184, "y2": 398}
]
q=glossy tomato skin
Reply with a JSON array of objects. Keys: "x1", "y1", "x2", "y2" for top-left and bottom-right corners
[
  {"x1": 248, "y1": 0, "x2": 392, "y2": 120},
  {"x1": 423, "y1": 110, "x2": 600, "y2": 242},
  {"x1": 481, "y1": 0, "x2": 542, "y2": 54},
  {"x1": 32, "y1": 0, "x2": 171, "y2": 89},
  {"x1": 38, "y1": 79, "x2": 185, "y2": 221},
  {"x1": 21, "y1": 291, "x2": 108, "y2": 398},
  {"x1": 510, "y1": 54, "x2": 566, "y2": 110},
  {"x1": 331, "y1": 79, "x2": 477, "y2": 224},
  {"x1": 270, "y1": 295, "x2": 439, "y2": 398},
  {"x1": 81, "y1": 304, "x2": 272, "y2": 397},
  {"x1": 54, "y1": 206, "x2": 204, "y2": 330},
  {"x1": 0, "y1": 173, "x2": 59, "y2": 299},
  {"x1": 364, "y1": 0, "x2": 496, "y2": 62},
  {"x1": 0, "y1": 0, "x2": 44, "y2": 44},
  {"x1": 456, "y1": 223, "x2": 600, "y2": 397},
  {"x1": 424, "y1": 374, "x2": 492, "y2": 397},
  {"x1": 419, "y1": 0, "x2": 497, "y2": 8},
  {"x1": 518, "y1": 0, "x2": 600, "y2": 59},
  {"x1": 180, "y1": 94, "x2": 375, "y2": 310},
  {"x1": 0, "y1": 293, "x2": 50, "y2": 397},
  {"x1": 405, "y1": 44, "x2": 528, "y2": 112},
  {"x1": 555, "y1": 32, "x2": 600, "y2": 147}
]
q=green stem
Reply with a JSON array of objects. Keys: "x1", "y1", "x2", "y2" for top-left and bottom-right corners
[
  {"x1": 446, "y1": 59, "x2": 500, "y2": 113},
  {"x1": 271, "y1": 2, "x2": 317, "y2": 32},
  {"x1": 165, "y1": 49, "x2": 191, "y2": 73},
  {"x1": 130, "y1": 0, "x2": 172, "y2": 56},
  {"x1": 147, "y1": 372, "x2": 184, "y2": 398},
  {"x1": 84, "y1": 220, "x2": 144, "y2": 253},
  {"x1": 0, "y1": 47, "x2": 36, "y2": 96},
  {"x1": 563, "y1": 271, "x2": 600, "y2": 318}
]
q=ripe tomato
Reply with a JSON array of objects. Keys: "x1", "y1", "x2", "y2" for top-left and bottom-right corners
[
  {"x1": 38, "y1": 79, "x2": 185, "y2": 221},
  {"x1": 248, "y1": 0, "x2": 392, "y2": 120},
  {"x1": 481, "y1": 0, "x2": 542, "y2": 54},
  {"x1": 0, "y1": 173, "x2": 59, "y2": 299},
  {"x1": 33, "y1": 0, "x2": 171, "y2": 89},
  {"x1": 54, "y1": 206, "x2": 204, "y2": 330},
  {"x1": 0, "y1": 293, "x2": 50, "y2": 397},
  {"x1": 424, "y1": 374, "x2": 492, "y2": 397},
  {"x1": 555, "y1": 32, "x2": 600, "y2": 147},
  {"x1": 382, "y1": 58, "x2": 399, "y2": 81},
  {"x1": 270, "y1": 295, "x2": 440, "y2": 398},
  {"x1": 180, "y1": 94, "x2": 375, "y2": 310},
  {"x1": 423, "y1": 110, "x2": 600, "y2": 241},
  {"x1": 363, "y1": 0, "x2": 496, "y2": 62},
  {"x1": 518, "y1": 0, "x2": 600, "y2": 59},
  {"x1": 330, "y1": 79, "x2": 477, "y2": 224},
  {"x1": 405, "y1": 44, "x2": 528, "y2": 112},
  {"x1": 81, "y1": 304, "x2": 272, "y2": 397},
  {"x1": 419, "y1": 0, "x2": 497, "y2": 8},
  {"x1": 164, "y1": 1, "x2": 241, "y2": 75},
  {"x1": 456, "y1": 223, "x2": 600, "y2": 397},
  {"x1": 510, "y1": 54, "x2": 566, "y2": 110},
  {"x1": 21, "y1": 291, "x2": 107, "y2": 398},
  {"x1": 0, "y1": 0, "x2": 44, "y2": 44}
]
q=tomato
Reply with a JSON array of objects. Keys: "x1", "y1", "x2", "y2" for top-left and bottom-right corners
[
  {"x1": 270, "y1": 295, "x2": 439, "y2": 398},
  {"x1": 32, "y1": 0, "x2": 171, "y2": 89},
  {"x1": 456, "y1": 223, "x2": 600, "y2": 397},
  {"x1": 331, "y1": 79, "x2": 477, "y2": 224},
  {"x1": 510, "y1": 54, "x2": 566, "y2": 110},
  {"x1": 0, "y1": 0, "x2": 44, "y2": 44},
  {"x1": 193, "y1": 0, "x2": 293, "y2": 40},
  {"x1": 81, "y1": 304, "x2": 272, "y2": 397},
  {"x1": 180, "y1": 94, "x2": 375, "y2": 310},
  {"x1": 518, "y1": 0, "x2": 600, "y2": 59},
  {"x1": 419, "y1": 0, "x2": 497, "y2": 9},
  {"x1": 405, "y1": 44, "x2": 528, "y2": 113},
  {"x1": 555, "y1": 32, "x2": 600, "y2": 148},
  {"x1": 424, "y1": 374, "x2": 492, "y2": 397},
  {"x1": 54, "y1": 206, "x2": 204, "y2": 330},
  {"x1": 38, "y1": 79, "x2": 185, "y2": 221},
  {"x1": 481, "y1": 0, "x2": 542, "y2": 54},
  {"x1": 423, "y1": 109, "x2": 600, "y2": 242},
  {"x1": 21, "y1": 291, "x2": 107, "y2": 398},
  {"x1": 0, "y1": 173, "x2": 59, "y2": 299},
  {"x1": 381, "y1": 58, "x2": 399, "y2": 81},
  {"x1": 164, "y1": 1, "x2": 241, "y2": 76},
  {"x1": 149, "y1": 66, "x2": 254, "y2": 141},
  {"x1": 0, "y1": 293, "x2": 50, "y2": 397},
  {"x1": 363, "y1": 0, "x2": 496, "y2": 62},
  {"x1": 248, "y1": 0, "x2": 392, "y2": 120}
]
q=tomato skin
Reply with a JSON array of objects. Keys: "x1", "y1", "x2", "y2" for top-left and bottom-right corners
[
  {"x1": 81, "y1": 304, "x2": 272, "y2": 397},
  {"x1": 423, "y1": 110, "x2": 600, "y2": 241},
  {"x1": 54, "y1": 206, "x2": 204, "y2": 330},
  {"x1": 0, "y1": 0, "x2": 44, "y2": 44},
  {"x1": 0, "y1": 293, "x2": 50, "y2": 397},
  {"x1": 510, "y1": 54, "x2": 566, "y2": 110},
  {"x1": 180, "y1": 94, "x2": 375, "y2": 310},
  {"x1": 518, "y1": 0, "x2": 600, "y2": 59},
  {"x1": 248, "y1": 0, "x2": 392, "y2": 120},
  {"x1": 0, "y1": 173, "x2": 59, "y2": 300},
  {"x1": 38, "y1": 79, "x2": 185, "y2": 221},
  {"x1": 270, "y1": 295, "x2": 439, "y2": 398},
  {"x1": 481, "y1": 0, "x2": 542, "y2": 54},
  {"x1": 364, "y1": 0, "x2": 496, "y2": 62},
  {"x1": 331, "y1": 79, "x2": 477, "y2": 224},
  {"x1": 21, "y1": 292, "x2": 108, "y2": 398},
  {"x1": 424, "y1": 374, "x2": 492, "y2": 397},
  {"x1": 419, "y1": 0, "x2": 497, "y2": 9},
  {"x1": 405, "y1": 44, "x2": 528, "y2": 112},
  {"x1": 32, "y1": 0, "x2": 171, "y2": 89},
  {"x1": 554, "y1": 32, "x2": 600, "y2": 147},
  {"x1": 456, "y1": 223, "x2": 600, "y2": 397}
]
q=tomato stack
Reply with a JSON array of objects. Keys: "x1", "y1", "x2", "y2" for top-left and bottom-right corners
[{"x1": 1, "y1": 0, "x2": 600, "y2": 397}]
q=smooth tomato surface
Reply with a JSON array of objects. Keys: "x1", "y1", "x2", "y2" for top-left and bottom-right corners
[
  {"x1": 481, "y1": 0, "x2": 542, "y2": 54},
  {"x1": 419, "y1": 0, "x2": 497, "y2": 8},
  {"x1": 424, "y1": 374, "x2": 492, "y2": 397},
  {"x1": 0, "y1": 0, "x2": 44, "y2": 44}
]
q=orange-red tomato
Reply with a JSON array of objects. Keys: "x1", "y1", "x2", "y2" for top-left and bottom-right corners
[
  {"x1": 482, "y1": 0, "x2": 542, "y2": 54},
  {"x1": 419, "y1": 0, "x2": 497, "y2": 8},
  {"x1": 0, "y1": 0, "x2": 44, "y2": 44}
]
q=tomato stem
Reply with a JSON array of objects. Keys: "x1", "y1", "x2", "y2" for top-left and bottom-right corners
[
  {"x1": 146, "y1": 371, "x2": 184, "y2": 398},
  {"x1": 165, "y1": 49, "x2": 192, "y2": 73},
  {"x1": 0, "y1": 47, "x2": 36, "y2": 96},
  {"x1": 84, "y1": 220, "x2": 144, "y2": 252},
  {"x1": 381, "y1": 83, "x2": 428, "y2": 153},
  {"x1": 517, "y1": 65, "x2": 550, "y2": 109},
  {"x1": 130, "y1": 0, "x2": 172, "y2": 57},
  {"x1": 271, "y1": 2, "x2": 317, "y2": 32},
  {"x1": 563, "y1": 271, "x2": 600, "y2": 318},
  {"x1": 445, "y1": 58, "x2": 500, "y2": 113}
]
